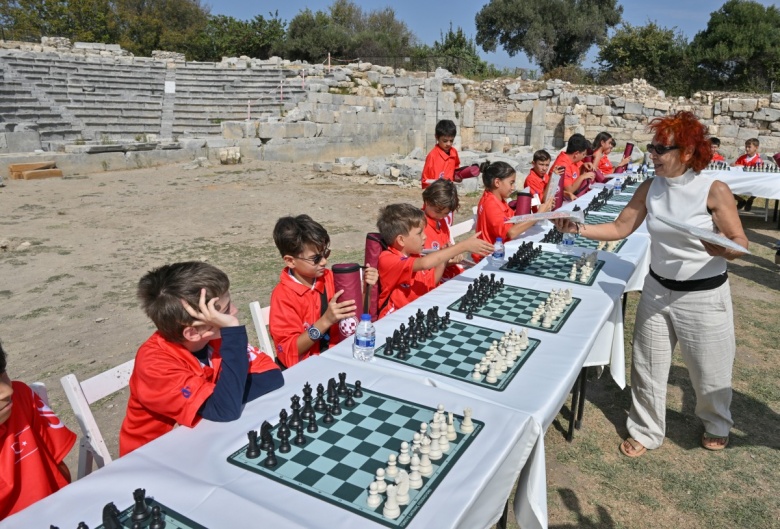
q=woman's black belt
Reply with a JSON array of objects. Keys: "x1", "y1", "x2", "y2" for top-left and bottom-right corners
[{"x1": 649, "y1": 268, "x2": 728, "y2": 292}]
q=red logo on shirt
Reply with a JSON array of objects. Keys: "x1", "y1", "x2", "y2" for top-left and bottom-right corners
[
  {"x1": 12, "y1": 426, "x2": 38, "y2": 464},
  {"x1": 33, "y1": 392, "x2": 65, "y2": 429}
]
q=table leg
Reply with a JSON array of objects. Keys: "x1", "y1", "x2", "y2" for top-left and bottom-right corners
[
  {"x1": 566, "y1": 369, "x2": 583, "y2": 442},
  {"x1": 622, "y1": 293, "x2": 628, "y2": 319},
  {"x1": 497, "y1": 499, "x2": 510, "y2": 529},
  {"x1": 773, "y1": 199, "x2": 778, "y2": 222},
  {"x1": 575, "y1": 367, "x2": 588, "y2": 430}
]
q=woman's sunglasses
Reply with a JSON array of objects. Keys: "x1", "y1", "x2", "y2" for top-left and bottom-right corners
[
  {"x1": 646, "y1": 144, "x2": 679, "y2": 155},
  {"x1": 296, "y1": 248, "x2": 331, "y2": 265}
]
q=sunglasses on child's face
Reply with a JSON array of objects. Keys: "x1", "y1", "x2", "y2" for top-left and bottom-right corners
[
  {"x1": 646, "y1": 144, "x2": 679, "y2": 155},
  {"x1": 296, "y1": 248, "x2": 331, "y2": 265}
]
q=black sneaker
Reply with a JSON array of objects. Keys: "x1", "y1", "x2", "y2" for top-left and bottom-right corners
[{"x1": 744, "y1": 197, "x2": 755, "y2": 212}]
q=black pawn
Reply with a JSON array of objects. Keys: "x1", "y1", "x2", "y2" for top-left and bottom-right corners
[
  {"x1": 288, "y1": 405, "x2": 302, "y2": 430},
  {"x1": 354, "y1": 380, "x2": 363, "y2": 398},
  {"x1": 246, "y1": 430, "x2": 261, "y2": 459},
  {"x1": 331, "y1": 395, "x2": 342, "y2": 416},
  {"x1": 344, "y1": 389, "x2": 356, "y2": 408},
  {"x1": 132, "y1": 488, "x2": 151, "y2": 523},
  {"x1": 396, "y1": 345, "x2": 408, "y2": 361},
  {"x1": 263, "y1": 446, "x2": 278, "y2": 468},
  {"x1": 307, "y1": 414, "x2": 319, "y2": 433},
  {"x1": 277, "y1": 411, "x2": 290, "y2": 440},
  {"x1": 279, "y1": 431, "x2": 291, "y2": 453},
  {"x1": 132, "y1": 523, "x2": 142, "y2": 529},
  {"x1": 149, "y1": 505, "x2": 166, "y2": 529},
  {"x1": 294, "y1": 423, "x2": 307, "y2": 446},
  {"x1": 314, "y1": 391, "x2": 327, "y2": 413},
  {"x1": 323, "y1": 405, "x2": 335, "y2": 424},
  {"x1": 77, "y1": 524, "x2": 89, "y2": 529},
  {"x1": 466, "y1": 309, "x2": 474, "y2": 319},
  {"x1": 383, "y1": 336, "x2": 394, "y2": 356}
]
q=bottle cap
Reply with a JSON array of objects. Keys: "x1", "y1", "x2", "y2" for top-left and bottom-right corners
[
  {"x1": 361, "y1": 313, "x2": 371, "y2": 321},
  {"x1": 496, "y1": 237, "x2": 503, "y2": 242}
]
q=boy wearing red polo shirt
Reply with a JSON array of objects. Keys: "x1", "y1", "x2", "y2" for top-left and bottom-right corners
[
  {"x1": 376, "y1": 204, "x2": 493, "y2": 318},
  {"x1": 525, "y1": 150, "x2": 553, "y2": 205},
  {"x1": 732, "y1": 138, "x2": 762, "y2": 210},
  {"x1": 710, "y1": 137, "x2": 725, "y2": 163},
  {"x1": 269, "y1": 215, "x2": 378, "y2": 368},
  {"x1": 119, "y1": 262, "x2": 283, "y2": 456},
  {"x1": 0, "y1": 340, "x2": 76, "y2": 517},
  {"x1": 550, "y1": 134, "x2": 594, "y2": 200},
  {"x1": 421, "y1": 120, "x2": 460, "y2": 190},
  {"x1": 422, "y1": 179, "x2": 464, "y2": 281}
]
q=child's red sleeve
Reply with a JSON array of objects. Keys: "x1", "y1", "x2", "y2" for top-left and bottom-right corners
[
  {"x1": 29, "y1": 386, "x2": 77, "y2": 464},
  {"x1": 269, "y1": 287, "x2": 307, "y2": 368}
]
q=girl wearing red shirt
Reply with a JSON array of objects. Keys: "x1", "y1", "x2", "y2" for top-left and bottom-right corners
[{"x1": 592, "y1": 132, "x2": 629, "y2": 176}]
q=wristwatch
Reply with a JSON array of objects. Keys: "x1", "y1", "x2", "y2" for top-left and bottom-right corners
[{"x1": 307, "y1": 326, "x2": 322, "y2": 341}]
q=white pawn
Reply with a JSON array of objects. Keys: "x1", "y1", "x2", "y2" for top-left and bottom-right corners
[
  {"x1": 446, "y1": 412, "x2": 457, "y2": 441},
  {"x1": 367, "y1": 481, "x2": 382, "y2": 508},
  {"x1": 409, "y1": 454, "x2": 423, "y2": 489},
  {"x1": 419, "y1": 422, "x2": 428, "y2": 439},
  {"x1": 419, "y1": 452, "x2": 433, "y2": 477},
  {"x1": 398, "y1": 441, "x2": 411, "y2": 466},
  {"x1": 412, "y1": 432, "x2": 422, "y2": 455},
  {"x1": 460, "y1": 407, "x2": 474, "y2": 434},
  {"x1": 375, "y1": 468, "x2": 387, "y2": 493},
  {"x1": 438, "y1": 425, "x2": 450, "y2": 453},
  {"x1": 428, "y1": 423, "x2": 442, "y2": 460},
  {"x1": 386, "y1": 453, "x2": 398, "y2": 480},
  {"x1": 383, "y1": 484, "x2": 400, "y2": 520},
  {"x1": 395, "y1": 470, "x2": 410, "y2": 505},
  {"x1": 485, "y1": 362, "x2": 498, "y2": 384},
  {"x1": 471, "y1": 364, "x2": 483, "y2": 381},
  {"x1": 437, "y1": 403, "x2": 446, "y2": 417},
  {"x1": 420, "y1": 435, "x2": 431, "y2": 455}
]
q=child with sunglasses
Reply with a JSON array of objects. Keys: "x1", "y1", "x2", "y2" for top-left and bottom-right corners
[{"x1": 270, "y1": 215, "x2": 378, "y2": 368}]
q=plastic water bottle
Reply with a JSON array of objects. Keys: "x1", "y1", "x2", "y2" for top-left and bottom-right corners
[
  {"x1": 613, "y1": 177, "x2": 622, "y2": 195},
  {"x1": 353, "y1": 314, "x2": 376, "y2": 361},
  {"x1": 492, "y1": 237, "x2": 505, "y2": 265}
]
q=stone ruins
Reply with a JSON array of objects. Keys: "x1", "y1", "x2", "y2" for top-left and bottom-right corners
[{"x1": 1, "y1": 38, "x2": 778, "y2": 178}]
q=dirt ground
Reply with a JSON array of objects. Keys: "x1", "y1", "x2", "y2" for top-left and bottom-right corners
[{"x1": 1, "y1": 161, "x2": 778, "y2": 528}]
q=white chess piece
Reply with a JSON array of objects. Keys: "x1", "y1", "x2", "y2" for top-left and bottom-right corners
[
  {"x1": 386, "y1": 453, "x2": 398, "y2": 480},
  {"x1": 412, "y1": 432, "x2": 422, "y2": 455},
  {"x1": 395, "y1": 470, "x2": 410, "y2": 505},
  {"x1": 420, "y1": 435, "x2": 431, "y2": 455},
  {"x1": 428, "y1": 423, "x2": 443, "y2": 460},
  {"x1": 418, "y1": 452, "x2": 433, "y2": 477},
  {"x1": 446, "y1": 412, "x2": 457, "y2": 441},
  {"x1": 398, "y1": 441, "x2": 411, "y2": 466},
  {"x1": 485, "y1": 363, "x2": 498, "y2": 384},
  {"x1": 438, "y1": 425, "x2": 450, "y2": 453},
  {"x1": 419, "y1": 422, "x2": 428, "y2": 439},
  {"x1": 383, "y1": 484, "x2": 400, "y2": 519},
  {"x1": 472, "y1": 364, "x2": 483, "y2": 381},
  {"x1": 409, "y1": 454, "x2": 423, "y2": 489},
  {"x1": 367, "y1": 481, "x2": 382, "y2": 508},
  {"x1": 375, "y1": 468, "x2": 387, "y2": 493},
  {"x1": 460, "y1": 407, "x2": 474, "y2": 433}
]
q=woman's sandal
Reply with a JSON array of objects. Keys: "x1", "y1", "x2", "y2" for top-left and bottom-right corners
[
  {"x1": 619, "y1": 437, "x2": 647, "y2": 458},
  {"x1": 701, "y1": 433, "x2": 729, "y2": 451}
]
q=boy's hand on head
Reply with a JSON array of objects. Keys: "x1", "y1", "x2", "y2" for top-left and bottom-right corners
[
  {"x1": 363, "y1": 265, "x2": 379, "y2": 286},
  {"x1": 462, "y1": 232, "x2": 495, "y2": 256},
  {"x1": 324, "y1": 289, "x2": 357, "y2": 326},
  {"x1": 182, "y1": 289, "x2": 239, "y2": 331}
]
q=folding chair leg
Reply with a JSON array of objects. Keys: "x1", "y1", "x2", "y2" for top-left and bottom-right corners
[
  {"x1": 566, "y1": 369, "x2": 583, "y2": 442},
  {"x1": 575, "y1": 367, "x2": 588, "y2": 430}
]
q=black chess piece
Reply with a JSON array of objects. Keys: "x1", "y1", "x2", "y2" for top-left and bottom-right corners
[
  {"x1": 277, "y1": 410, "x2": 290, "y2": 440},
  {"x1": 102, "y1": 502, "x2": 122, "y2": 529},
  {"x1": 77, "y1": 523, "x2": 89, "y2": 529},
  {"x1": 337, "y1": 372, "x2": 348, "y2": 395},
  {"x1": 246, "y1": 430, "x2": 261, "y2": 459},
  {"x1": 149, "y1": 505, "x2": 166, "y2": 529},
  {"x1": 331, "y1": 394, "x2": 342, "y2": 415},
  {"x1": 288, "y1": 400, "x2": 302, "y2": 429},
  {"x1": 259, "y1": 421, "x2": 273, "y2": 450},
  {"x1": 307, "y1": 414, "x2": 318, "y2": 433},
  {"x1": 383, "y1": 336, "x2": 394, "y2": 356},
  {"x1": 301, "y1": 383, "x2": 314, "y2": 419},
  {"x1": 294, "y1": 423, "x2": 307, "y2": 446},
  {"x1": 279, "y1": 430, "x2": 291, "y2": 453},
  {"x1": 323, "y1": 405, "x2": 335, "y2": 423},
  {"x1": 353, "y1": 380, "x2": 363, "y2": 398},
  {"x1": 132, "y1": 488, "x2": 152, "y2": 523},
  {"x1": 314, "y1": 390, "x2": 328, "y2": 413},
  {"x1": 466, "y1": 308, "x2": 474, "y2": 319},
  {"x1": 344, "y1": 389, "x2": 356, "y2": 408},
  {"x1": 396, "y1": 345, "x2": 408, "y2": 360},
  {"x1": 132, "y1": 522, "x2": 142, "y2": 529},
  {"x1": 263, "y1": 446, "x2": 278, "y2": 468},
  {"x1": 327, "y1": 378, "x2": 337, "y2": 403}
]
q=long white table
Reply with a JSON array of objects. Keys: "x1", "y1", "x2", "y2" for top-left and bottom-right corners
[
  {"x1": 705, "y1": 168, "x2": 780, "y2": 200},
  {"x1": 3, "y1": 356, "x2": 540, "y2": 529}
]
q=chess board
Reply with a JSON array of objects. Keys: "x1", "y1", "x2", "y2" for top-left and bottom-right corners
[
  {"x1": 95, "y1": 498, "x2": 206, "y2": 529},
  {"x1": 584, "y1": 213, "x2": 616, "y2": 225},
  {"x1": 375, "y1": 321, "x2": 541, "y2": 391},
  {"x1": 591, "y1": 202, "x2": 626, "y2": 214},
  {"x1": 608, "y1": 193, "x2": 633, "y2": 203},
  {"x1": 500, "y1": 250, "x2": 606, "y2": 286},
  {"x1": 447, "y1": 284, "x2": 581, "y2": 333},
  {"x1": 228, "y1": 385, "x2": 483, "y2": 529},
  {"x1": 568, "y1": 235, "x2": 626, "y2": 253}
]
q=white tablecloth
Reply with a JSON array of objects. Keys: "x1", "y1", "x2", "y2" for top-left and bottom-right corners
[
  {"x1": 4, "y1": 356, "x2": 541, "y2": 529},
  {"x1": 705, "y1": 168, "x2": 780, "y2": 200}
]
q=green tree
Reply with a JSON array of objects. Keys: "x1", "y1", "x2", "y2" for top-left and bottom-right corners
[
  {"x1": 431, "y1": 24, "x2": 490, "y2": 76},
  {"x1": 475, "y1": 0, "x2": 623, "y2": 73},
  {"x1": 191, "y1": 13, "x2": 285, "y2": 62},
  {"x1": 690, "y1": 0, "x2": 780, "y2": 91},
  {"x1": 0, "y1": 0, "x2": 114, "y2": 42},
  {"x1": 598, "y1": 22, "x2": 693, "y2": 95},
  {"x1": 112, "y1": 0, "x2": 209, "y2": 57}
]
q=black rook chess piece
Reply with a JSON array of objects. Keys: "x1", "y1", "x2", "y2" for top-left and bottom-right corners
[
  {"x1": 131, "y1": 488, "x2": 152, "y2": 523},
  {"x1": 246, "y1": 430, "x2": 261, "y2": 459}
]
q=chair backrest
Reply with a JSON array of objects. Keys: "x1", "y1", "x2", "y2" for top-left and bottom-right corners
[
  {"x1": 30, "y1": 381, "x2": 50, "y2": 406},
  {"x1": 249, "y1": 301, "x2": 275, "y2": 361},
  {"x1": 60, "y1": 359, "x2": 134, "y2": 479}
]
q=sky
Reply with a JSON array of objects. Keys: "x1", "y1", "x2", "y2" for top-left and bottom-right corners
[{"x1": 211, "y1": 0, "x2": 778, "y2": 71}]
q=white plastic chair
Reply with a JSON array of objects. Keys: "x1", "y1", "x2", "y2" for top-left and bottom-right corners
[
  {"x1": 30, "y1": 381, "x2": 50, "y2": 406},
  {"x1": 249, "y1": 301, "x2": 275, "y2": 361},
  {"x1": 60, "y1": 359, "x2": 134, "y2": 479}
]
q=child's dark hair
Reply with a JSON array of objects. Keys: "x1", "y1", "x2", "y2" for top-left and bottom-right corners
[
  {"x1": 593, "y1": 132, "x2": 614, "y2": 150},
  {"x1": 481, "y1": 161, "x2": 516, "y2": 189},
  {"x1": 0, "y1": 340, "x2": 6, "y2": 374},
  {"x1": 533, "y1": 150, "x2": 551, "y2": 163},
  {"x1": 745, "y1": 138, "x2": 759, "y2": 147},
  {"x1": 422, "y1": 179, "x2": 460, "y2": 212},
  {"x1": 435, "y1": 119, "x2": 457, "y2": 138},
  {"x1": 710, "y1": 137, "x2": 721, "y2": 147},
  {"x1": 138, "y1": 261, "x2": 230, "y2": 342},
  {"x1": 565, "y1": 133, "x2": 591, "y2": 155},
  {"x1": 377, "y1": 204, "x2": 426, "y2": 246},
  {"x1": 273, "y1": 215, "x2": 330, "y2": 258}
]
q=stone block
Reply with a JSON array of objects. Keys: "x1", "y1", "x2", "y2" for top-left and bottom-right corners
[
  {"x1": 624, "y1": 101, "x2": 644, "y2": 114},
  {"x1": 591, "y1": 105, "x2": 609, "y2": 116},
  {"x1": 564, "y1": 115, "x2": 579, "y2": 126},
  {"x1": 463, "y1": 100, "x2": 475, "y2": 128},
  {"x1": 585, "y1": 95, "x2": 604, "y2": 106},
  {"x1": 754, "y1": 107, "x2": 780, "y2": 122},
  {"x1": 737, "y1": 128, "x2": 760, "y2": 141},
  {"x1": 504, "y1": 83, "x2": 521, "y2": 95},
  {"x1": 516, "y1": 100, "x2": 535, "y2": 112},
  {"x1": 5, "y1": 131, "x2": 41, "y2": 153},
  {"x1": 539, "y1": 90, "x2": 553, "y2": 98},
  {"x1": 717, "y1": 125, "x2": 739, "y2": 139},
  {"x1": 612, "y1": 97, "x2": 626, "y2": 108},
  {"x1": 425, "y1": 78, "x2": 442, "y2": 92},
  {"x1": 313, "y1": 110, "x2": 335, "y2": 124},
  {"x1": 366, "y1": 71, "x2": 380, "y2": 84},
  {"x1": 509, "y1": 92, "x2": 539, "y2": 101},
  {"x1": 772, "y1": 93, "x2": 780, "y2": 104},
  {"x1": 221, "y1": 121, "x2": 247, "y2": 139}
]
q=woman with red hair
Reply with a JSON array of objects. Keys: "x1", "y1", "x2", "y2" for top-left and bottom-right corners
[{"x1": 555, "y1": 111, "x2": 748, "y2": 457}]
